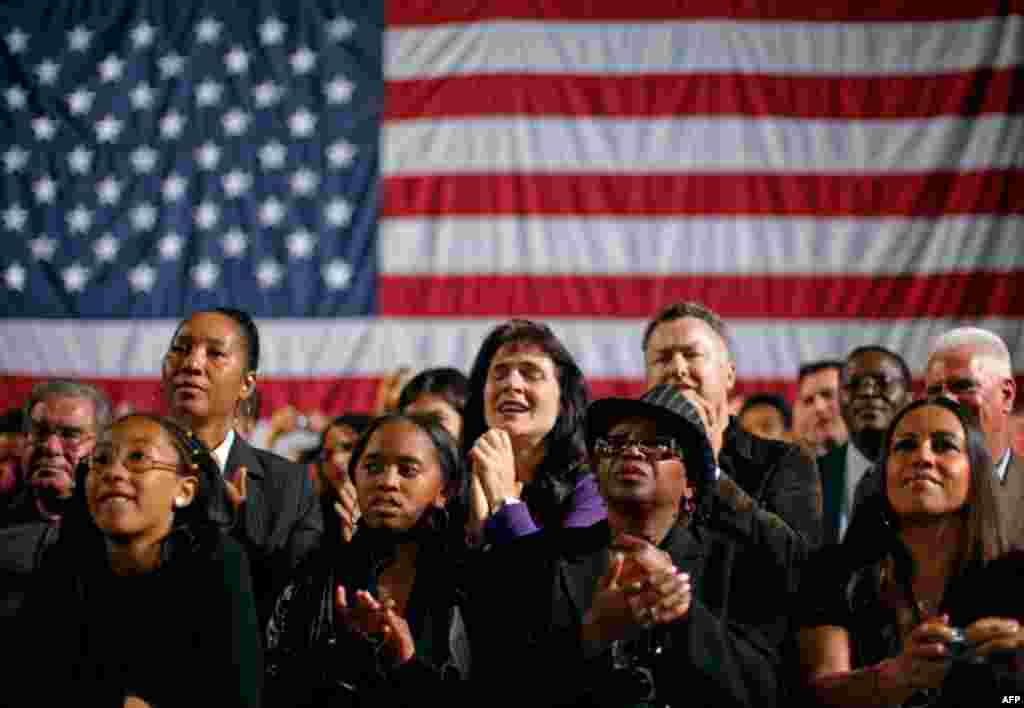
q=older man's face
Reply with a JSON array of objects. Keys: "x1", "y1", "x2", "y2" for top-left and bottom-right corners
[
  {"x1": 0, "y1": 431, "x2": 22, "y2": 496},
  {"x1": 21, "y1": 395, "x2": 99, "y2": 500},
  {"x1": 644, "y1": 317, "x2": 735, "y2": 420}
]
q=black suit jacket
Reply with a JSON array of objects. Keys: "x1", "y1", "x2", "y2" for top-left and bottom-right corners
[
  {"x1": 719, "y1": 419, "x2": 823, "y2": 550},
  {"x1": 817, "y1": 443, "x2": 847, "y2": 546},
  {"x1": 466, "y1": 483, "x2": 805, "y2": 708},
  {"x1": 223, "y1": 436, "x2": 323, "y2": 624}
]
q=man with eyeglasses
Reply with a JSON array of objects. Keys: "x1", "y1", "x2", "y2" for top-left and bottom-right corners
[
  {"x1": 923, "y1": 327, "x2": 1022, "y2": 546},
  {"x1": 818, "y1": 346, "x2": 912, "y2": 544},
  {"x1": 1, "y1": 380, "x2": 111, "y2": 621}
]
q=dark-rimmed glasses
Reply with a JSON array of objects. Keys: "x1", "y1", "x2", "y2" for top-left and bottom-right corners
[
  {"x1": 594, "y1": 435, "x2": 682, "y2": 462},
  {"x1": 26, "y1": 422, "x2": 95, "y2": 452}
]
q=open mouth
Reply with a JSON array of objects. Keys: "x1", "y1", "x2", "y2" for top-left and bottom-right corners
[{"x1": 497, "y1": 401, "x2": 530, "y2": 415}]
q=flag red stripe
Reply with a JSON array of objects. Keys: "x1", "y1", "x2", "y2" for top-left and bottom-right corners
[
  {"x1": 378, "y1": 272, "x2": 1024, "y2": 319},
  {"x1": 385, "y1": 70, "x2": 1022, "y2": 121},
  {"x1": 387, "y1": 0, "x2": 1024, "y2": 25},
  {"x1": 382, "y1": 171, "x2": 1024, "y2": 217}
]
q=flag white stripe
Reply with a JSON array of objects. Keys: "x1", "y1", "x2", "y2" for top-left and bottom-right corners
[
  {"x1": 381, "y1": 115, "x2": 1024, "y2": 175},
  {"x1": 380, "y1": 215, "x2": 1024, "y2": 275},
  {"x1": 3, "y1": 318, "x2": 1022, "y2": 380},
  {"x1": 385, "y1": 18, "x2": 1024, "y2": 79}
]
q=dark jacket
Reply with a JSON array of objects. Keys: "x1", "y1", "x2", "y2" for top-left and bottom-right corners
[
  {"x1": 719, "y1": 418, "x2": 823, "y2": 550},
  {"x1": 223, "y1": 436, "x2": 324, "y2": 624},
  {"x1": 466, "y1": 477, "x2": 806, "y2": 708}
]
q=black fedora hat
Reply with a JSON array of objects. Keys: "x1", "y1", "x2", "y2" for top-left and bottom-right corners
[{"x1": 585, "y1": 384, "x2": 717, "y2": 497}]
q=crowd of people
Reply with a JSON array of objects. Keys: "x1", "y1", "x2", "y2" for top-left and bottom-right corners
[{"x1": 1, "y1": 301, "x2": 1022, "y2": 707}]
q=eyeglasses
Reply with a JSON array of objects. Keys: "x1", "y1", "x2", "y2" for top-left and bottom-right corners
[
  {"x1": 594, "y1": 435, "x2": 682, "y2": 461},
  {"x1": 89, "y1": 446, "x2": 181, "y2": 475},
  {"x1": 26, "y1": 423, "x2": 95, "y2": 451},
  {"x1": 842, "y1": 373, "x2": 905, "y2": 394}
]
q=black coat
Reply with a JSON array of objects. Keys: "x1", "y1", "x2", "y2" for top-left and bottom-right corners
[
  {"x1": 719, "y1": 418, "x2": 823, "y2": 550},
  {"x1": 466, "y1": 479, "x2": 806, "y2": 708},
  {"x1": 223, "y1": 436, "x2": 324, "y2": 624}
]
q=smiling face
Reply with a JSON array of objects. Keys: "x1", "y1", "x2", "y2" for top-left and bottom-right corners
[
  {"x1": 483, "y1": 342, "x2": 561, "y2": 447},
  {"x1": 644, "y1": 317, "x2": 735, "y2": 414},
  {"x1": 841, "y1": 350, "x2": 911, "y2": 439},
  {"x1": 353, "y1": 420, "x2": 447, "y2": 532},
  {"x1": 86, "y1": 416, "x2": 197, "y2": 545},
  {"x1": 885, "y1": 404, "x2": 971, "y2": 519},
  {"x1": 162, "y1": 312, "x2": 253, "y2": 426},
  {"x1": 595, "y1": 417, "x2": 693, "y2": 512}
]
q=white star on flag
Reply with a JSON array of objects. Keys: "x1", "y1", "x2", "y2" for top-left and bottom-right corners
[
  {"x1": 290, "y1": 47, "x2": 316, "y2": 74},
  {"x1": 253, "y1": 81, "x2": 283, "y2": 107},
  {"x1": 196, "y1": 79, "x2": 223, "y2": 107},
  {"x1": 287, "y1": 229, "x2": 316, "y2": 259},
  {"x1": 194, "y1": 201, "x2": 221, "y2": 230},
  {"x1": 222, "y1": 229, "x2": 248, "y2": 257},
  {"x1": 5, "y1": 86, "x2": 27, "y2": 110},
  {"x1": 131, "y1": 146, "x2": 158, "y2": 174},
  {"x1": 162, "y1": 174, "x2": 188, "y2": 202},
  {"x1": 32, "y1": 176, "x2": 57, "y2": 204},
  {"x1": 256, "y1": 259, "x2": 283, "y2": 288},
  {"x1": 68, "y1": 146, "x2": 94, "y2": 174},
  {"x1": 159, "y1": 53, "x2": 185, "y2": 79},
  {"x1": 259, "y1": 141, "x2": 287, "y2": 170},
  {"x1": 35, "y1": 59, "x2": 60, "y2": 85},
  {"x1": 129, "y1": 263, "x2": 157, "y2": 293},
  {"x1": 326, "y1": 76, "x2": 354, "y2": 105},
  {"x1": 160, "y1": 111, "x2": 186, "y2": 139},
  {"x1": 68, "y1": 26, "x2": 93, "y2": 52},
  {"x1": 258, "y1": 197, "x2": 286, "y2": 227},
  {"x1": 222, "y1": 170, "x2": 252, "y2": 198},
  {"x1": 131, "y1": 203, "x2": 158, "y2": 231},
  {"x1": 326, "y1": 16, "x2": 355, "y2": 42},
  {"x1": 29, "y1": 235, "x2": 57, "y2": 261},
  {"x1": 95, "y1": 114, "x2": 123, "y2": 142},
  {"x1": 3, "y1": 203, "x2": 28, "y2": 232},
  {"x1": 225, "y1": 47, "x2": 249, "y2": 74},
  {"x1": 32, "y1": 116, "x2": 57, "y2": 141},
  {"x1": 62, "y1": 263, "x2": 91, "y2": 292},
  {"x1": 259, "y1": 17, "x2": 286, "y2": 46},
  {"x1": 196, "y1": 17, "x2": 223, "y2": 44},
  {"x1": 289, "y1": 168, "x2": 319, "y2": 196},
  {"x1": 196, "y1": 142, "x2": 222, "y2": 170},
  {"x1": 6, "y1": 28, "x2": 29, "y2": 54},
  {"x1": 99, "y1": 54, "x2": 124, "y2": 83},
  {"x1": 222, "y1": 109, "x2": 251, "y2": 136},
  {"x1": 159, "y1": 233, "x2": 184, "y2": 260},
  {"x1": 322, "y1": 259, "x2": 351, "y2": 290},
  {"x1": 191, "y1": 259, "x2": 220, "y2": 289},
  {"x1": 4, "y1": 147, "x2": 29, "y2": 173},
  {"x1": 324, "y1": 198, "x2": 352, "y2": 227},
  {"x1": 131, "y1": 22, "x2": 156, "y2": 49},
  {"x1": 288, "y1": 108, "x2": 316, "y2": 138},
  {"x1": 4, "y1": 263, "x2": 26, "y2": 291},
  {"x1": 67, "y1": 204, "x2": 93, "y2": 234},
  {"x1": 94, "y1": 234, "x2": 119, "y2": 262},
  {"x1": 131, "y1": 82, "x2": 155, "y2": 110},
  {"x1": 327, "y1": 140, "x2": 356, "y2": 169},
  {"x1": 68, "y1": 88, "x2": 95, "y2": 115},
  {"x1": 96, "y1": 176, "x2": 122, "y2": 205}
]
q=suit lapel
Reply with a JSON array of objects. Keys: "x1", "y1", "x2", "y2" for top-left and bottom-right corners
[{"x1": 819, "y1": 444, "x2": 847, "y2": 545}]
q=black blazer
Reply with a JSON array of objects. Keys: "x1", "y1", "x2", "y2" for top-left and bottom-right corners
[
  {"x1": 224, "y1": 436, "x2": 323, "y2": 624},
  {"x1": 719, "y1": 418, "x2": 823, "y2": 550},
  {"x1": 466, "y1": 483, "x2": 805, "y2": 708}
]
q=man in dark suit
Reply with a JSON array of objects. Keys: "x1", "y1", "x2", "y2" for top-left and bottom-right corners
[
  {"x1": 641, "y1": 301, "x2": 822, "y2": 549},
  {"x1": 467, "y1": 385, "x2": 803, "y2": 707},
  {"x1": 819, "y1": 346, "x2": 912, "y2": 544},
  {"x1": 924, "y1": 327, "x2": 1022, "y2": 547}
]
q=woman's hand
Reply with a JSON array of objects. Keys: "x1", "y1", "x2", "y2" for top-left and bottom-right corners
[
  {"x1": 892, "y1": 616, "x2": 955, "y2": 691},
  {"x1": 224, "y1": 465, "x2": 248, "y2": 510},
  {"x1": 964, "y1": 617, "x2": 1023, "y2": 659},
  {"x1": 335, "y1": 586, "x2": 416, "y2": 665},
  {"x1": 333, "y1": 476, "x2": 360, "y2": 542},
  {"x1": 469, "y1": 429, "x2": 520, "y2": 511},
  {"x1": 613, "y1": 535, "x2": 691, "y2": 626}
]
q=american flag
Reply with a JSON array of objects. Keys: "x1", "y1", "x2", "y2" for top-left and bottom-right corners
[{"x1": 1, "y1": 1, "x2": 1022, "y2": 415}]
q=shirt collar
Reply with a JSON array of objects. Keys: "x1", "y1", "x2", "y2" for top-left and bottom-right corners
[
  {"x1": 211, "y1": 428, "x2": 235, "y2": 473},
  {"x1": 995, "y1": 448, "x2": 1011, "y2": 483}
]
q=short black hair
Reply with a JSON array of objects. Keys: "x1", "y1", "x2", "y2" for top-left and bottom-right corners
[
  {"x1": 642, "y1": 301, "x2": 731, "y2": 357},
  {"x1": 844, "y1": 345, "x2": 912, "y2": 389},
  {"x1": 798, "y1": 360, "x2": 843, "y2": 384},
  {"x1": 398, "y1": 367, "x2": 469, "y2": 417},
  {"x1": 739, "y1": 393, "x2": 793, "y2": 430},
  {"x1": 0, "y1": 407, "x2": 25, "y2": 435}
]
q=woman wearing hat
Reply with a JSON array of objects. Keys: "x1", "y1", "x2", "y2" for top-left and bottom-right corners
[
  {"x1": 465, "y1": 384, "x2": 803, "y2": 707},
  {"x1": 12, "y1": 414, "x2": 262, "y2": 707}
]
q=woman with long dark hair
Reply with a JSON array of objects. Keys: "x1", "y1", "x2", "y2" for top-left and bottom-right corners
[
  {"x1": 461, "y1": 319, "x2": 606, "y2": 545},
  {"x1": 798, "y1": 397, "x2": 1024, "y2": 706},
  {"x1": 13, "y1": 414, "x2": 262, "y2": 707},
  {"x1": 264, "y1": 413, "x2": 469, "y2": 707}
]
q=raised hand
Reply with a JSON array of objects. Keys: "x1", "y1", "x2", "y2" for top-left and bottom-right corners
[
  {"x1": 333, "y1": 476, "x2": 360, "y2": 542},
  {"x1": 964, "y1": 617, "x2": 1023, "y2": 659},
  {"x1": 336, "y1": 585, "x2": 416, "y2": 665},
  {"x1": 224, "y1": 465, "x2": 248, "y2": 510},
  {"x1": 469, "y1": 428, "x2": 520, "y2": 511}
]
